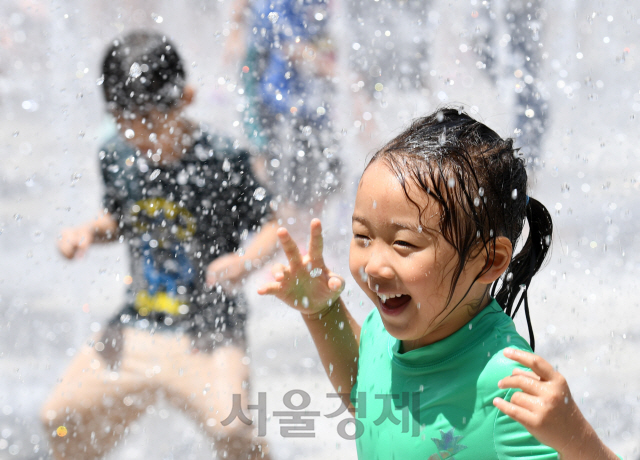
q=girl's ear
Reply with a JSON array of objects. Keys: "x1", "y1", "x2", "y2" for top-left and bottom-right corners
[{"x1": 477, "y1": 236, "x2": 513, "y2": 285}]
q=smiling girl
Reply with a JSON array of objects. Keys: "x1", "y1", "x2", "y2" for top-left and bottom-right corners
[{"x1": 259, "y1": 108, "x2": 618, "y2": 459}]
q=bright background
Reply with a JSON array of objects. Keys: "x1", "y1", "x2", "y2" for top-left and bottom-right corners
[{"x1": 1, "y1": 0, "x2": 639, "y2": 458}]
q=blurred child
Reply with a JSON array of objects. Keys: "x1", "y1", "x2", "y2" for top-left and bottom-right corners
[
  {"x1": 41, "y1": 30, "x2": 275, "y2": 459},
  {"x1": 259, "y1": 108, "x2": 619, "y2": 459},
  {"x1": 225, "y1": 0, "x2": 341, "y2": 236}
]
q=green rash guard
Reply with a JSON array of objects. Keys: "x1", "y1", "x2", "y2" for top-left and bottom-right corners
[{"x1": 350, "y1": 299, "x2": 558, "y2": 460}]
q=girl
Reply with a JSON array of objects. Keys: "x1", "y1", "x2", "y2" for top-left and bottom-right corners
[{"x1": 258, "y1": 108, "x2": 618, "y2": 459}]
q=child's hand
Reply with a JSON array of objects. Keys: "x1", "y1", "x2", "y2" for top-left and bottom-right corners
[
  {"x1": 494, "y1": 348, "x2": 578, "y2": 451},
  {"x1": 206, "y1": 253, "x2": 249, "y2": 292},
  {"x1": 257, "y1": 219, "x2": 344, "y2": 317},
  {"x1": 58, "y1": 226, "x2": 94, "y2": 259},
  {"x1": 493, "y1": 348, "x2": 617, "y2": 459}
]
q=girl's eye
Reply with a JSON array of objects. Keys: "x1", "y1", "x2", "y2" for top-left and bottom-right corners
[
  {"x1": 354, "y1": 234, "x2": 371, "y2": 246},
  {"x1": 394, "y1": 240, "x2": 415, "y2": 248}
]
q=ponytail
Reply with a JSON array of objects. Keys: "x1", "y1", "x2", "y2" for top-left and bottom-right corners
[{"x1": 491, "y1": 197, "x2": 553, "y2": 351}]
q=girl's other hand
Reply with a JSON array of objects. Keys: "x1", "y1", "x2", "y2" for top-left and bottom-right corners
[
  {"x1": 257, "y1": 218, "x2": 344, "y2": 317},
  {"x1": 494, "y1": 348, "x2": 618, "y2": 459}
]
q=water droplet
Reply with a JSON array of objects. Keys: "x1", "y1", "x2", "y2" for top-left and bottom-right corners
[
  {"x1": 252, "y1": 187, "x2": 266, "y2": 201},
  {"x1": 70, "y1": 173, "x2": 82, "y2": 186},
  {"x1": 359, "y1": 266, "x2": 368, "y2": 282},
  {"x1": 96, "y1": 74, "x2": 104, "y2": 85},
  {"x1": 338, "y1": 321, "x2": 345, "y2": 330},
  {"x1": 124, "y1": 129, "x2": 135, "y2": 139},
  {"x1": 78, "y1": 130, "x2": 85, "y2": 139},
  {"x1": 151, "y1": 13, "x2": 163, "y2": 23},
  {"x1": 506, "y1": 272, "x2": 513, "y2": 282},
  {"x1": 13, "y1": 214, "x2": 22, "y2": 222},
  {"x1": 309, "y1": 268, "x2": 322, "y2": 278},
  {"x1": 222, "y1": 158, "x2": 231, "y2": 172},
  {"x1": 12, "y1": 131, "x2": 19, "y2": 137},
  {"x1": 25, "y1": 176, "x2": 34, "y2": 187},
  {"x1": 21, "y1": 99, "x2": 38, "y2": 112},
  {"x1": 129, "y1": 62, "x2": 142, "y2": 79},
  {"x1": 148, "y1": 132, "x2": 157, "y2": 142},
  {"x1": 511, "y1": 189, "x2": 518, "y2": 200},
  {"x1": 301, "y1": 297, "x2": 309, "y2": 308},
  {"x1": 268, "y1": 12, "x2": 279, "y2": 23},
  {"x1": 525, "y1": 108, "x2": 535, "y2": 118},
  {"x1": 447, "y1": 177, "x2": 456, "y2": 188}
]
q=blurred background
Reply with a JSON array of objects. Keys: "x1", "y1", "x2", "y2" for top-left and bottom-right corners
[{"x1": 1, "y1": 0, "x2": 639, "y2": 458}]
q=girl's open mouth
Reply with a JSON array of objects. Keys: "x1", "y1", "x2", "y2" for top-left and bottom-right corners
[{"x1": 378, "y1": 294, "x2": 412, "y2": 315}]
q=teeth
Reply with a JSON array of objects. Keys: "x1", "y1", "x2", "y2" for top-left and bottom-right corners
[{"x1": 377, "y1": 293, "x2": 403, "y2": 302}]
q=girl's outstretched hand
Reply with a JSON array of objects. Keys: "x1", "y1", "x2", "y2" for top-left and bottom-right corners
[
  {"x1": 494, "y1": 348, "x2": 617, "y2": 459},
  {"x1": 257, "y1": 219, "x2": 345, "y2": 317}
]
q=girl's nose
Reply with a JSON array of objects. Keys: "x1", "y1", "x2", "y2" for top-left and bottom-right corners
[{"x1": 364, "y1": 249, "x2": 395, "y2": 280}]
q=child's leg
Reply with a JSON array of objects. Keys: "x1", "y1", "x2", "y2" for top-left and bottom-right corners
[
  {"x1": 40, "y1": 329, "x2": 156, "y2": 459},
  {"x1": 162, "y1": 340, "x2": 270, "y2": 459}
]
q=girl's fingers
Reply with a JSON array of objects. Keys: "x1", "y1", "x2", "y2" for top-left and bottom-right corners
[
  {"x1": 271, "y1": 263, "x2": 286, "y2": 276},
  {"x1": 507, "y1": 390, "x2": 542, "y2": 413},
  {"x1": 498, "y1": 374, "x2": 543, "y2": 396},
  {"x1": 493, "y1": 397, "x2": 538, "y2": 428},
  {"x1": 308, "y1": 219, "x2": 325, "y2": 263},
  {"x1": 257, "y1": 281, "x2": 282, "y2": 296},
  {"x1": 327, "y1": 273, "x2": 345, "y2": 293},
  {"x1": 511, "y1": 368, "x2": 541, "y2": 381},
  {"x1": 503, "y1": 348, "x2": 556, "y2": 381},
  {"x1": 276, "y1": 228, "x2": 303, "y2": 267}
]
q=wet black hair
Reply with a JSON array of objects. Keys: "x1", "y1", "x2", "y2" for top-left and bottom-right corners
[
  {"x1": 101, "y1": 30, "x2": 186, "y2": 113},
  {"x1": 368, "y1": 107, "x2": 553, "y2": 350}
]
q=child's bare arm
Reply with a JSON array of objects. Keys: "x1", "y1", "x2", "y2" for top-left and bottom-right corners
[
  {"x1": 258, "y1": 219, "x2": 360, "y2": 403},
  {"x1": 493, "y1": 348, "x2": 618, "y2": 460},
  {"x1": 58, "y1": 211, "x2": 118, "y2": 259},
  {"x1": 206, "y1": 219, "x2": 279, "y2": 288}
]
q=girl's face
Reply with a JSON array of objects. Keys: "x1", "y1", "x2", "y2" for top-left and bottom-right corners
[{"x1": 349, "y1": 161, "x2": 490, "y2": 351}]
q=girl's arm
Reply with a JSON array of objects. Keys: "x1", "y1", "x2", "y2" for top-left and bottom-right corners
[
  {"x1": 301, "y1": 297, "x2": 360, "y2": 401},
  {"x1": 493, "y1": 348, "x2": 618, "y2": 460},
  {"x1": 258, "y1": 219, "x2": 360, "y2": 404}
]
